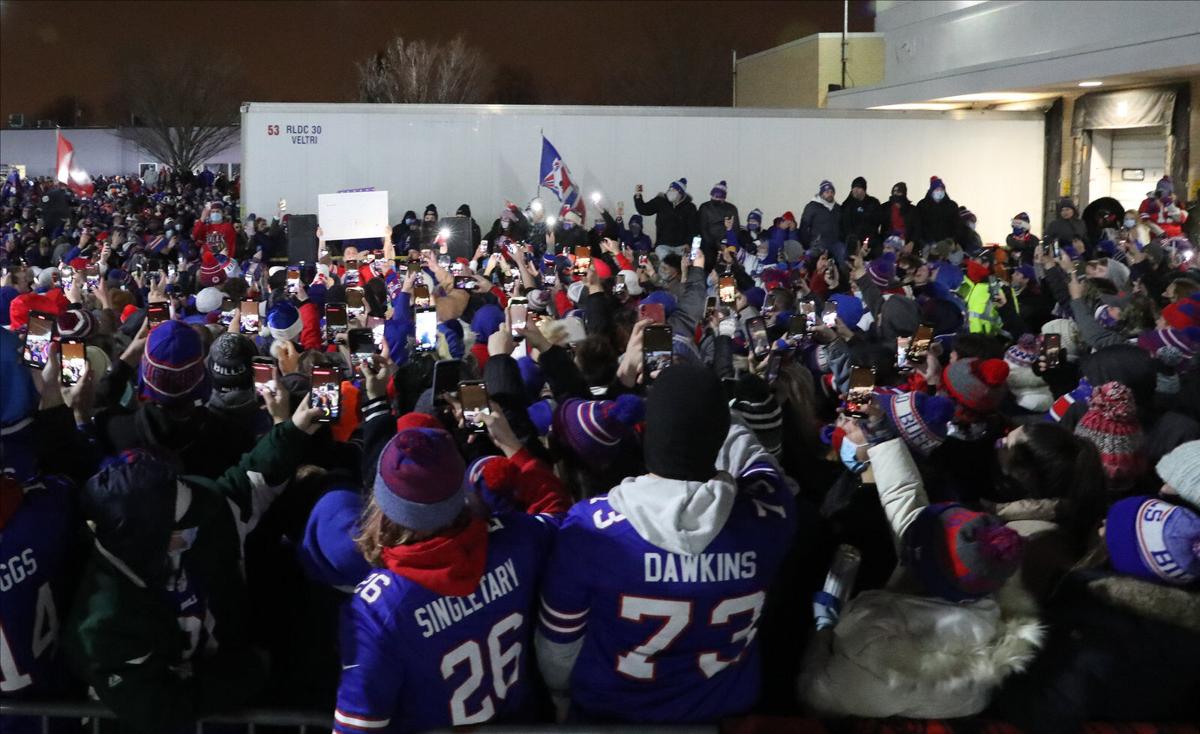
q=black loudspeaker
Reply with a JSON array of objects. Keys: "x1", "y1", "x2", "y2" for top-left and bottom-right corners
[{"x1": 287, "y1": 214, "x2": 318, "y2": 265}]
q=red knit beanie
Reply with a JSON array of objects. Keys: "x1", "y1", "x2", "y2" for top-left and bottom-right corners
[
  {"x1": 396, "y1": 411, "x2": 443, "y2": 434},
  {"x1": 1161, "y1": 296, "x2": 1200, "y2": 330},
  {"x1": 1074, "y1": 381, "x2": 1146, "y2": 490}
]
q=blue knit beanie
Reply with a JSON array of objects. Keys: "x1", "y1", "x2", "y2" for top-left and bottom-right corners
[
  {"x1": 140, "y1": 321, "x2": 207, "y2": 405},
  {"x1": 828, "y1": 293, "x2": 865, "y2": 331},
  {"x1": 470, "y1": 304, "x2": 505, "y2": 340},
  {"x1": 1106, "y1": 496, "x2": 1200, "y2": 586},
  {"x1": 641, "y1": 289, "x2": 677, "y2": 317}
]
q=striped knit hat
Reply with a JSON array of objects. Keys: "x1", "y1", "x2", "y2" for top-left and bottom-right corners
[
  {"x1": 879, "y1": 391, "x2": 954, "y2": 457},
  {"x1": 1106, "y1": 496, "x2": 1200, "y2": 586},
  {"x1": 1005, "y1": 333, "x2": 1039, "y2": 369},
  {"x1": 1137, "y1": 326, "x2": 1200, "y2": 364},
  {"x1": 1074, "y1": 381, "x2": 1145, "y2": 491},
  {"x1": 140, "y1": 320, "x2": 206, "y2": 405},
  {"x1": 730, "y1": 375, "x2": 783, "y2": 457},
  {"x1": 867, "y1": 251, "x2": 897, "y2": 288},
  {"x1": 58, "y1": 305, "x2": 97, "y2": 340},
  {"x1": 552, "y1": 394, "x2": 644, "y2": 469},
  {"x1": 904, "y1": 502, "x2": 1024, "y2": 601},
  {"x1": 710, "y1": 180, "x2": 728, "y2": 200}
]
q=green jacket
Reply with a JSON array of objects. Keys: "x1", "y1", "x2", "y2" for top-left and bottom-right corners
[{"x1": 64, "y1": 421, "x2": 313, "y2": 733}]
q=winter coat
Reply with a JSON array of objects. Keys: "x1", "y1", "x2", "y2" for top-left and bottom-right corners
[
  {"x1": 990, "y1": 570, "x2": 1200, "y2": 733},
  {"x1": 799, "y1": 198, "x2": 842, "y2": 250},
  {"x1": 798, "y1": 439, "x2": 1045, "y2": 718},
  {"x1": 1043, "y1": 216, "x2": 1087, "y2": 250},
  {"x1": 64, "y1": 421, "x2": 314, "y2": 734},
  {"x1": 1006, "y1": 231, "x2": 1041, "y2": 265},
  {"x1": 840, "y1": 193, "x2": 882, "y2": 245},
  {"x1": 880, "y1": 196, "x2": 921, "y2": 242},
  {"x1": 94, "y1": 361, "x2": 255, "y2": 479},
  {"x1": 696, "y1": 199, "x2": 740, "y2": 258},
  {"x1": 634, "y1": 192, "x2": 698, "y2": 247},
  {"x1": 916, "y1": 195, "x2": 960, "y2": 244}
]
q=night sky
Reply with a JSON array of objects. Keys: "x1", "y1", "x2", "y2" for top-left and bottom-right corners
[{"x1": 0, "y1": 0, "x2": 873, "y2": 124}]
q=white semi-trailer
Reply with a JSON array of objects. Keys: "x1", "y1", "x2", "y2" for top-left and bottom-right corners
[{"x1": 240, "y1": 102, "x2": 1045, "y2": 245}]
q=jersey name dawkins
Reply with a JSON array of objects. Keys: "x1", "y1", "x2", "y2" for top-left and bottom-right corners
[{"x1": 642, "y1": 551, "x2": 756, "y2": 583}]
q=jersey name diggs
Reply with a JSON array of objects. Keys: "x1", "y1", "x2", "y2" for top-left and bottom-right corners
[
  {"x1": 643, "y1": 551, "x2": 757, "y2": 583},
  {"x1": 0, "y1": 548, "x2": 38, "y2": 592},
  {"x1": 414, "y1": 558, "x2": 520, "y2": 638}
]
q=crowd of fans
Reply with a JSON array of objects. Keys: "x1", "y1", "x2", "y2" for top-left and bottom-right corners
[{"x1": 1, "y1": 168, "x2": 1198, "y2": 734}]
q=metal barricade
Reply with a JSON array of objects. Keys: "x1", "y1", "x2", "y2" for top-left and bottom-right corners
[{"x1": 0, "y1": 700, "x2": 331, "y2": 733}]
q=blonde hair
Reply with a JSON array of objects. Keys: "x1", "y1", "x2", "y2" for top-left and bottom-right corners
[{"x1": 354, "y1": 497, "x2": 471, "y2": 567}]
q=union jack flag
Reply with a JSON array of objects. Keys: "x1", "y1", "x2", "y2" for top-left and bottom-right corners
[{"x1": 539, "y1": 136, "x2": 585, "y2": 220}]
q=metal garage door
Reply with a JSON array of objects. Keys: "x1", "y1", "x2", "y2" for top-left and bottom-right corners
[{"x1": 1108, "y1": 128, "x2": 1167, "y2": 210}]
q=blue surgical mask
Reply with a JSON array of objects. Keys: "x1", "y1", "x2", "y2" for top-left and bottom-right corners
[
  {"x1": 748, "y1": 222, "x2": 760, "y2": 232},
  {"x1": 562, "y1": 222, "x2": 574, "y2": 230},
  {"x1": 932, "y1": 190, "x2": 946, "y2": 203},
  {"x1": 210, "y1": 213, "x2": 222, "y2": 224},
  {"x1": 174, "y1": 223, "x2": 182, "y2": 231},
  {"x1": 1124, "y1": 218, "x2": 1136, "y2": 229},
  {"x1": 839, "y1": 435, "x2": 869, "y2": 474}
]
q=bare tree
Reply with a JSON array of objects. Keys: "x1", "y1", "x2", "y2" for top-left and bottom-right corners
[
  {"x1": 117, "y1": 53, "x2": 242, "y2": 171},
  {"x1": 358, "y1": 35, "x2": 494, "y2": 104}
]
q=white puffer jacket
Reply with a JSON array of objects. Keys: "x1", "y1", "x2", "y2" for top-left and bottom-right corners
[{"x1": 798, "y1": 439, "x2": 1045, "y2": 719}]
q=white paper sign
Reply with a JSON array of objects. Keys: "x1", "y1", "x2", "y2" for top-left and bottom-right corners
[{"x1": 317, "y1": 190, "x2": 389, "y2": 240}]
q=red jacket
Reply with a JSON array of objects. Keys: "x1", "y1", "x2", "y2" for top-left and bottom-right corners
[
  {"x1": 298, "y1": 301, "x2": 323, "y2": 351},
  {"x1": 192, "y1": 220, "x2": 236, "y2": 254}
]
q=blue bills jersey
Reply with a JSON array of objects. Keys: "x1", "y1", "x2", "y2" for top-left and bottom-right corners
[
  {"x1": 333, "y1": 512, "x2": 554, "y2": 733},
  {"x1": 538, "y1": 463, "x2": 795, "y2": 723},
  {"x1": 1, "y1": 478, "x2": 72, "y2": 698}
]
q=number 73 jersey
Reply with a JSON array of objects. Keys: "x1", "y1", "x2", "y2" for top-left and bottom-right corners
[{"x1": 538, "y1": 470, "x2": 796, "y2": 723}]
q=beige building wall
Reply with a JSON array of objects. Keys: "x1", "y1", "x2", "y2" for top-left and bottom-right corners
[
  {"x1": 814, "y1": 35, "x2": 885, "y2": 108},
  {"x1": 735, "y1": 34, "x2": 884, "y2": 109}
]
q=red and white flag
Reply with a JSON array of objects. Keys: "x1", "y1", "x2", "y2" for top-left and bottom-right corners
[{"x1": 55, "y1": 129, "x2": 94, "y2": 197}]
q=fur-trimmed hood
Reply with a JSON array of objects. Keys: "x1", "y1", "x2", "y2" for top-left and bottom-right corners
[
  {"x1": 1084, "y1": 573, "x2": 1200, "y2": 633},
  {"x1": 799, "y1": 580, "x2": 1044, "y2": 719}
]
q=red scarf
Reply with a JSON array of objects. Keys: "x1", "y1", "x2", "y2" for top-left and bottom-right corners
[
  {"x1": 379, "y1": 517, "x2": 489, "y2": 597},
  {"x1": 890, "y1": 203, "x2": 906, "y2": 237}
]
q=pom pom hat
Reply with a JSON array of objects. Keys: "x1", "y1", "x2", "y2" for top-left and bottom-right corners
[
  {"x1": 140, "y1": 321, "x2": 206, "y2": 405},
  {"x1": 553, "y1": 394, "x2": 644, "y2": 469},
  {"x1": 942, "y1": 358, "x2": 1010, "y2": 414},
  {"x1": 373, "y1": 428, "x2": 466, "y2": 532},
  {"x1": 1074, "y1": 381, "x2": 1146, "y2": 489},
  {"x1": 904, "y1": 503, "x2": 1024, "y2": 601}
]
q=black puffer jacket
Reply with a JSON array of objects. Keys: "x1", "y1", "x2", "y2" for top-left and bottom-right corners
[
  {"x1": 634, "y1": 192, "x2": 698, "y2": 247},
  {"x1": 990, "y1": 570, "x2": 1200, "y2": 734},
  {"x1": 916, "y1": 194, "x2": 960, "y2": 243},
  {"x1": 696, "y1": 198, "x2": 740, "y2": 256}
]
